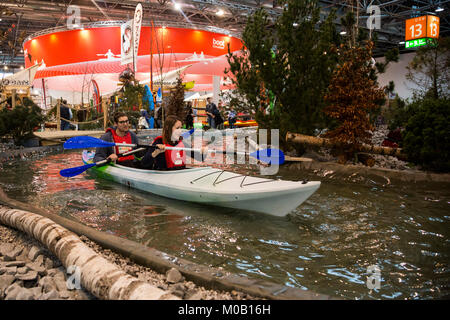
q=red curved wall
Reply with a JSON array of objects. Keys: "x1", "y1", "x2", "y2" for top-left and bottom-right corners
[{"x1": 23, "y1": 26, "x2": 242, "y2": 68}]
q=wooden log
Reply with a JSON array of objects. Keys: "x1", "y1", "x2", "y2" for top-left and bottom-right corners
[
  {"x1": 286, "y1": 132, "x2": 407, "y2": 160},
  {"x1": 0, "y1": 205, "x2": 179, "y2": 300}
]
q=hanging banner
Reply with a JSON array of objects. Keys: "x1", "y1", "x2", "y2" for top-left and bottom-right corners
[
  {"x1": 133, "y1": 3, "x2": 143, "y2": 73},
  {"x1": 91, "y1": 79, "x2": 101, "y2": 112},
  {"x1": 0, "y1": 64, "x2": 40, "y2": 90},
  {"x1": 156, "y1": 87, "x2": 162, "y2": 103},
  {"x1": 121, "y1": 19, "x2": 134, "y2": 66}
]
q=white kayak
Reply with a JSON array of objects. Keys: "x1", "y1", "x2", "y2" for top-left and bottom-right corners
[{"x1": 82, "y1": 151, "x2": 320, "y2": 217}]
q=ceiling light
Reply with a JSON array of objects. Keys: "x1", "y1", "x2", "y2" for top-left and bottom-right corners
[
  {"x1": 293, "y1": 23, "x2": 299, "y2": 27},
  {"x1": 216, "y1": 9, "x2": 225, "y2": 16},
  {"x1": 399, "y1": 41, "x2": 405, "y2": 45},
  {"x1": 435, "y1": 7, "x2": 444, "y2": 12},
  {"x1": 174, "y1": 3, "x2": 181, "y2": 10},
  {"x1": 340, "y1": 31, "x2": 347, "y2": 35}
]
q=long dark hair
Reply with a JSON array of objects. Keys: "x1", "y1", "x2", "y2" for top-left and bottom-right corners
[{"x1": 162, "y1": 115, "x2": 182, "y2": 145}]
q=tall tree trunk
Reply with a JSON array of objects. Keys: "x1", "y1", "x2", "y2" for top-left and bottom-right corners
[{"x1": 0, "y1": 205, "x2": 179, "y2": 300}]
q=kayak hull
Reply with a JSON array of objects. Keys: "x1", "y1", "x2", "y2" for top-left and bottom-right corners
[{"x1": 82, "y1": 151, "x2": 320, "y2": 216}]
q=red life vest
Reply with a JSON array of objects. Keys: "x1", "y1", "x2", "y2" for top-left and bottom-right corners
[
  {"x1": 154, "y1": 136, "x2": 186, "y2": 169},
  {"x1": 107, "y1": 128, "x2": 134, "y2": 162}
]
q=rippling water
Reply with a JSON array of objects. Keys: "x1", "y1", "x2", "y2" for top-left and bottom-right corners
[{"x1": 0, "y1": 148, "x2": 449, "y2": 300}]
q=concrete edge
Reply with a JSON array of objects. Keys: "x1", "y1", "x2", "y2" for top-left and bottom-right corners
[
  {"x1": 285, "y1": 160, "x2": 450, "y2": 183},
  {"x1": 0, "y1": 188, "x2": 338, "y2": 300},
  {"x1": 0, "y1": 145, "x2": 63, "y2": 161}
]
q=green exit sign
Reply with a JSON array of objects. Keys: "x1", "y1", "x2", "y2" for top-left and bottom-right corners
[{"x1": 405, "y1": 38, "x2": 431, "y2": 48}]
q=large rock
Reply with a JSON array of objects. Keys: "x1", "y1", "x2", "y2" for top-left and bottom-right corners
[
  {"x1": 0, "y1": 266, "x2": 17, "y2": 275},
  {"x1": 27, "y1": 262, "x2": 47, "y2": 276},
  {"x1": 39, "y1": 289, "x2": 61, "y2": 300},
  {"x1": 15, "y1": 288, "x2": 35, "y2": 300},
  {"x1": 3, "y1": 247, "x2": 23, "y2": 261},
  {"x1": 166, "y1": 268, "x2": 183, "y2": 284},
  {"x1": 0, "y1": 243, "x2": 14, "y2": 256},
  {"x1": 0, "y1": 274, "x2": 15, "y2": 297},
  {"x1": 0, "y1": 261, "x2": 26, "y2": 268},
  {"x1": 4, "y1": 283, "x2": 22, "y2": 300},
  {"x1": 15, "y1": 270, "x2": 38, "y2": 281},
  {"x1": 28, "y1": 246, "x2": 44, "y2": 261},
  {"x1": 54, "y1": 277, "x2": 68, "y2": 292},
  {"x1": 39, "y1": 276, "x2": 57, "y2": 293}
]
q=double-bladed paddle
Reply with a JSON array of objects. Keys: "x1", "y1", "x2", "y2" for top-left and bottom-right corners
[{"x1": 59, "y1": 147, "x2": 147, "y2": 178}]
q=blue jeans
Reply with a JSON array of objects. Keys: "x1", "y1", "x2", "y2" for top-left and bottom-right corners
[
  {"x1": 208, "y1": 117, "x2": 216, "y2": 129},
  {"x1": 61, "y1": 120, "x2": 71, "y2": 130}
]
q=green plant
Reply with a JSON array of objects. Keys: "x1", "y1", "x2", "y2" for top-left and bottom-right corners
[
  {"x1": 0, "y1": 97, "x2": 46, "y2": 145},
  {"x1": 402, "y1": 98, "x2": 450, "y2": 172},
  {"x1": 118, "y1": 83, "x2": 149, "y2": 112},
  {"x1": 383, "y1": 95, "x2": 409, "y2": 130},
  {"x1": 406, "y1": 37, "x2": 450, "y2": 100},
  {"x1": 225, "y1": 0, "x2": 339, "y2": 144}
]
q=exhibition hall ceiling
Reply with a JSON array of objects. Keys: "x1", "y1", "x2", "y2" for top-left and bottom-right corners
[{"x1": 1, "y1": 0, "x2": 449, "y2": 68}]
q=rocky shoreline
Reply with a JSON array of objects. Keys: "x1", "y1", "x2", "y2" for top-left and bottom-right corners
[{"x1": 0, "y1": 222, "x2": 258, "y2": 300}]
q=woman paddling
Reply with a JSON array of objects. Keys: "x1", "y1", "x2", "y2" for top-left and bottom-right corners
[{"x1": 141, "y1": 115, "x2": 207, "y2": 170}]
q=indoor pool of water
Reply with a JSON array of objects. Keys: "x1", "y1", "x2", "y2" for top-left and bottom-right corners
[{"x1": 0, "y1": 149, "x2": 449, "y2": 300}]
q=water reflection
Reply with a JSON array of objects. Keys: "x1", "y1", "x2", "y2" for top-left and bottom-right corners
[{"x1": 0, "y1": 149, "x2": 449, "y2": 300}]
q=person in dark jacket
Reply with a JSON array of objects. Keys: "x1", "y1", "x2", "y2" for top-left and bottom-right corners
[
  {"x1": 185, "y1": 102, "x2": 194, "y2": 129},
  {"x1": 140, "y1": 115, "x2": 208, "y2": 170},
  {"x1": 94, "y1": 112, "x2": 143, "y2": 168},
  {"x1": 60, "y1": 100, "x2": 72, "y2": 130}
]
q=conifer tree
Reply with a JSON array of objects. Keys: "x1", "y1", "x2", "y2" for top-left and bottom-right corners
[
  {"x1": 323, "y1": 41, "x2": 385, "y2": 162},
  {"x1": 165, "y1": 76, "x2": 186, "y2": 120},
  {"x1": 225, "y1": 0, "x2": 339, "y2": 141}
]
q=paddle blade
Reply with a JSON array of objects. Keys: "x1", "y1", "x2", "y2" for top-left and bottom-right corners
[
  {"x1": 181, "y1": 128, "x2": 195, "y2": 139},
  {"x1": 59, "y1": 163, "x2": 96, "y2": 177},
  {"x1": 250, "y1": 148, "x2": 285, "y2": 165},
  {"x1": 64, "y1": 136, "x2": 115, "y2": 149}
]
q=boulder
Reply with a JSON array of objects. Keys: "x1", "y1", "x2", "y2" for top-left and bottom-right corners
[
  {"x1": 3, "y1": 247, "x2": 23, "y2": 261},
  {"x1": 166, "y1": 268, "x2": 183, "y2": 284},
  {"x1": 39, "y1": 289, "x2": 60, "y2": 300},
  {"x1": 39, "y1": 276, "x2": 57, "y2": 293},
  {"x1": 15, "y1": 270, "x2": 38, "y2": 281},
  {"x1": 1, "y1": 261, "x2": 26, "y2": 268},
  {"x1": 28, "y1": 246, "x2": 43, "y2": 261},
  {"x1": 0, "y1": 274, "x2": 15, "y2": 297},
  {"x1": 15, "y1": 288, "x2": 35, "y2": 300},
  {"x1": 0, "y1": 243, "x2": 14, "y2": 256},
  {"x1": 27, "y1": 262, "x2": 47, "y2": 276}
]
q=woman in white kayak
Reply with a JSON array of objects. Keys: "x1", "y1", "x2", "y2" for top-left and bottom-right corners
[{"x1": 140, "y1": 115, "x2": 208, "y2": 170}]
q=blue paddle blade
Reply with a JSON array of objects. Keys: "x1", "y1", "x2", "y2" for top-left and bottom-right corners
[
  {"x1": 181, "y1": 128, "x2": 195, "y2": 139},
  {"x1": 64, "y1": 136, "x2": 115, "y2": 149},
  {"x1": 59, "y1": 163, "x2": 96, "y2": 177},
  {"x1": 250, "y1": 148, "x2": 285, "y2": 165}
]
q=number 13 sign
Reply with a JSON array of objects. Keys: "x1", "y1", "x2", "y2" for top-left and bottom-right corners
[{"x1": 405, "y1": 15, "x2": 440, "y2": 41}]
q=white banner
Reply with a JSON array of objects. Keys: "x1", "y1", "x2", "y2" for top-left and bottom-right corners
[
  {"x1": 0, "y1": 64, "x2": 40, "y2": 90},
  {"x1": 133, "y1": 3, "x2": 143, "y2": 72},
  {"x1": 121, "y1": 19, "x2": 134, "y2": 66}
]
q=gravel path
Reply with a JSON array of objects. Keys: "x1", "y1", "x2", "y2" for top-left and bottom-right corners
[{"x1": 0, "y1": 222, "x2": 259, "y2": 300}]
